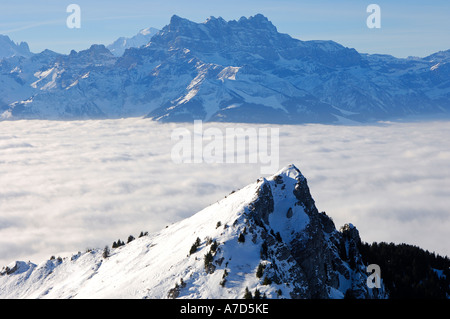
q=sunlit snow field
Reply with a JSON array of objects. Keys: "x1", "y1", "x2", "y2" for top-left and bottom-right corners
[{"x1": 0, "y1": 118, "x2": 449, "y2": 267}]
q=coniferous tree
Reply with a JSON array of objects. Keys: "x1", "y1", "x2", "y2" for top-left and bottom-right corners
[
  {"x1": 220, "y1": 269, "x2": 228, "y2": 287},
  {"x1": 102, "y1": 246, "x2": 110, "y2": 259},
  {"x1": 263, "y1": 276, "x2": 272, "y2": 285},
  {"x1": 114, "y1": 239, "x2": 125, "y2": 248},
  {"x1": 211, "y1": 240, "x2": 219, "y2": 253},
  {"x1": 243, "y1": 287, "x2": 252, "y2": 299},
  {"x1": 256, "y1": 263, "x2": 265, "y2": 278},
  {"x1": 204, "y1": 251, "x2": 213, "y2": 268},
  {"x1": 359, "y1": 241, "x2": 450, "y2": 298},
  {"x1": 190, "y1": 237, "x2": 201, "y2": 255}
]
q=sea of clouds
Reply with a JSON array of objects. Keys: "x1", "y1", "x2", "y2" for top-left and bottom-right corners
[{"x1": 0, "y1": 118, "x2": 449, "y2": 267}]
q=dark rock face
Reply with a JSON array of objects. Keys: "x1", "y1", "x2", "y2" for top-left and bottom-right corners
[
  {"x1": 244, "y1": 165, "x2": 383, "y2": 298},
  {"x1": 249, "y1": 180, "x2": 274, "y2": 225}
]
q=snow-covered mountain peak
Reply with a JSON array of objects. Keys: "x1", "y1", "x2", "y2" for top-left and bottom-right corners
[
  {"x1": 169, "y1": 13, "x2": 276, "y2": 33},
  {"x1": 204, "y1": 16, "x2": 227, "y2": 24},
  {"x1": 168, "y1": 14, "x2": 196, "y2": 29},
  {"x1": 0, "y1": 164, "x2": 386, "y2": 299},
  {"x1": 153, "y1": 13, "x2": 283, "y2": 52},
  {"x1": 82, "y1": 44, "x2": 114, "y2": 57},
  {"x1": 271, "y1": 163, "x2": 302, "y2": 180},
  {"x1": 67, "y1": 44, "x2": 114, "y2": 61},
  {"x1": 238, "y1": 13, "x2": 278, "y2": 32},
  {"x1": 64, "y1": 44, "x2": 115, "y2": 68},
  {"x1": 0, "y1": 34, "x2": 32, "y2": 59},
  {"x1": 106, "y1": 27, "x2": 159, "y2": 57},
  {"x1": 138, "y1": 27, "x2": 155, "y2": 36}
]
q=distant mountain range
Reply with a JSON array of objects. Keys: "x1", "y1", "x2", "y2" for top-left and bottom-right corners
[{"x1": 0, "y1": 14, "x2": 449, "y2": 123}]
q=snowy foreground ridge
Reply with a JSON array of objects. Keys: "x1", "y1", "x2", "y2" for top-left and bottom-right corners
[{"x1": 0, "y1": 164, "x2": 386, "y2": 299}]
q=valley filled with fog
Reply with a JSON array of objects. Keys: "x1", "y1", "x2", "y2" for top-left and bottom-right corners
[{"x1": 0, "y1": 118, "x2": 449, "y2": 267}]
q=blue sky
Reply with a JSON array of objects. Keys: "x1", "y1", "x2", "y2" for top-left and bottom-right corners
[{"x1": 0, "y1": 0, "x2": 449, "y2": 58}]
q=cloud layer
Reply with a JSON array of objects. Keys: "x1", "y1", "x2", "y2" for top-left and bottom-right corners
[{"x1": 0, "y1": 118, "x2": 449, "y2": 266}]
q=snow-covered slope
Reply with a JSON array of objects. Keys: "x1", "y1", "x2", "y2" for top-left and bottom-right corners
[
  {"x1": 0, "y1": 164, "x2": 387, "y2": 299},
  {"x1": 0, "y1": 14, "x2": 448, "y2": 122}
]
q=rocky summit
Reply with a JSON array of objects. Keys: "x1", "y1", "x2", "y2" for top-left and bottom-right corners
[{"x1": 0, "y1": 164, "x2": 387, "y2": 299}]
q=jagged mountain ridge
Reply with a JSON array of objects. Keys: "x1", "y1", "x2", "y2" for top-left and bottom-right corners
[
  {"x1": 0, "y1": 164, "x2": 387, "y2": 299},
  {"x1": 0, "y1": 35, "x2": 32, "y2": 60},
  {"x1": 0, "y1": 14, "x2": 449, "y2": 122}
]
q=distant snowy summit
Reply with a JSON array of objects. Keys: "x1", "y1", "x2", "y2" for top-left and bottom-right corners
[
  {"x1": 0, "y1": 35, "x2": 32, "y2": 60},
  {"x1": 107, "y1": 27, "x2": 159, "y2": 57},
  {"x1": 0, "y1": 14, "x2": 449, "y2": 123},
  {"x1": 0, "y1": 164, "x2": 388, "y2": 299}
]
